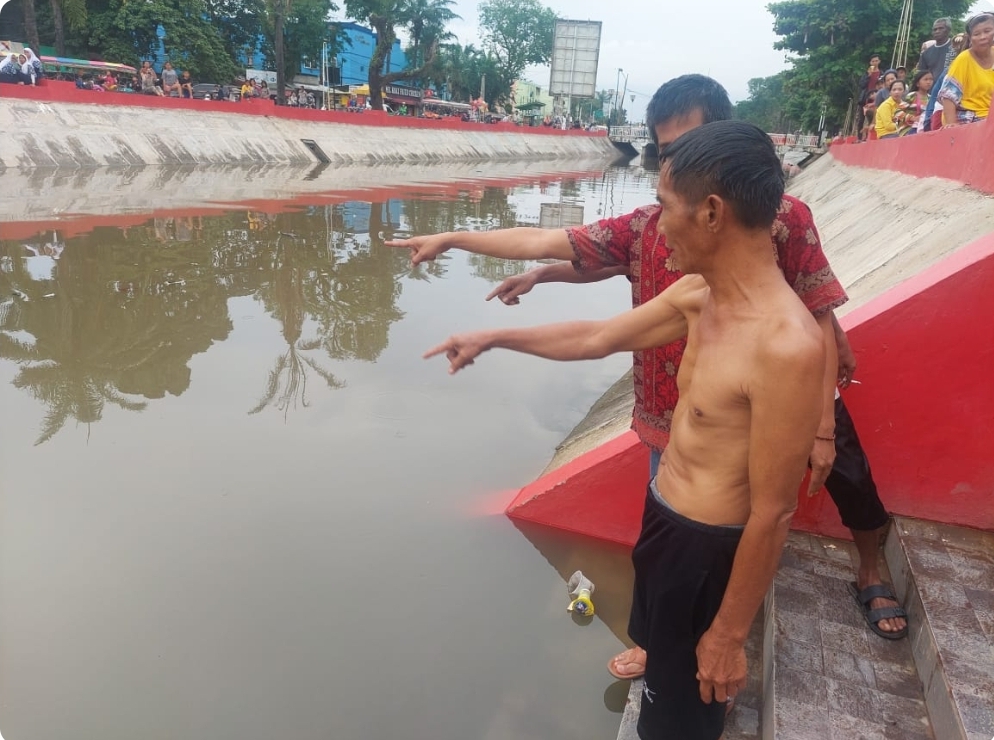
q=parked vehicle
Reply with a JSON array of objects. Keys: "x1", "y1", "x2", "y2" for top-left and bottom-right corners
[{"x1": 190, "y1": 83, "x2": 240, "y2": 102}]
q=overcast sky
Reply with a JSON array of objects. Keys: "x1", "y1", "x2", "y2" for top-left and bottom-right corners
[
  {"x1": 451, "y1": 0, "x2": 994, "y2": 120},
  {"x1": 338, "y1": 0, "x2": 994, "y2": 121}
]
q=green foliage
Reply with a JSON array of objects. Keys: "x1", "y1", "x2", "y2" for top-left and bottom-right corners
[
  {"x1": 766, "y1": 0, "x2": 972, "y2": 132},
  {"x1": 422, "y1": 42, "x2": 498, "y2": 101},
  {"x1": 478, "y1": 0, "x2": 556, "y2": 91},
  {"x1": 204, "y1": 0, "x2": 268, "y2": 65},
  {"x1": 343, "y1": 0, "x2": 457, "y2": 108},
  {"x1": 733, "y1": 75, "x2": 789, "y2": 131},
  {"x1": 258, "y1": 0, "x2": 345, "y2": 80}
]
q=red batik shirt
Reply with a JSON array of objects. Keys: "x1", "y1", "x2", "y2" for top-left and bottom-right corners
[{"x1": 566, "y1": 195, "x2": 848, "y2": 452}]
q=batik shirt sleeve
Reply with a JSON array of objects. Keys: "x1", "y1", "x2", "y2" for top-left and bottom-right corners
[
  {"x1": 565, "y1": 206, "x2": 658, "y2": 273},
  {"x1": 773, "y1": 196, "x2": 848, "y2": 316}
]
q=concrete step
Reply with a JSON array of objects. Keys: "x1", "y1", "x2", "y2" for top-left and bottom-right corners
[
  {"x1": 617, "y1": 522, "x2": 994, "y2": 739},
  {"x1": 765, "y1": 532, "x2": 933, "y2": 739},
  {"x1": 885, "y1": 517, "x2": 994, "y2": 740}
]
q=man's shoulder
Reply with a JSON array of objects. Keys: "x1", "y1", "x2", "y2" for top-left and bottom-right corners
[
  {"x1": 758, "y1": 306, "x2": 823, "y2": 374},
  {"x1": 666, "y1": 274, "x2": 708, "y2": 312},
  {"x1": 774, "y1": 195, "x2": 817, "y2": 241},
  {"x1": 777, "y1": 195, "x2": 812, "y2": 220}
]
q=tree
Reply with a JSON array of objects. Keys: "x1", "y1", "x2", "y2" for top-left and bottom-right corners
[
  {"x1": 423, "y1": 42, "x2": 502, "y2": 102},
  {"x1": 478, "y1": 0, "x2": 556, "y2": 93},
  {"x1": 22, "y1": 0, "x2": 41, "y2": 50},
  {"x1": 47, "y1": 0, "x2": 86, "y2": 55},
  {"x1": 733, "y1": 75, "x2": 789, "y2": 132},
  {"x1": 83, "y1": 0, "x2": 239, "y2": 81},
  {"x1": 405, "y1": 0, "x2": 458, "y2": 71},
  {"x1": 343, "y1": 0, "x2": 457, "y2": 110},
  {"x1": 767, "y1": 0, "x2": 972, "y2": 132},
  {"x1": 204, "y1": 0, "x2": 268, "y2": 69},
  {"x1": 260, "y1": 0, "x2": 342, "y2": 101}
]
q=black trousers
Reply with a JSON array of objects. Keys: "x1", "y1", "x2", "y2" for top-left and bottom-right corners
[{"x1": 825, "y1": 397, "x2": 889, "y2": 532}]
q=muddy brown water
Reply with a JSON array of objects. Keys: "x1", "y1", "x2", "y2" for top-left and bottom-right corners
[{"x1": 0, "y1": 165, "x2": 658, "y2": 740}]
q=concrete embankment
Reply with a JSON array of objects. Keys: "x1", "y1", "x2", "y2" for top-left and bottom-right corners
[
  {"x1": 0, "y1": 158, "x2": 614, "y2": 234},
  {"x1": 548, "y1": 149, "x2": 994, "y2": 471},
  {"x1": 0, "y1": 85, "x2": 618, "y2": 170}
]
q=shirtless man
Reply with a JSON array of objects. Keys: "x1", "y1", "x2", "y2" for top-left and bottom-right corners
[
  {"x1": 389, "y1": 77, "x2": 907, "y2": 670},
  {"x1": 425, "y1": 121, "x2": 825, "y2": 739}
]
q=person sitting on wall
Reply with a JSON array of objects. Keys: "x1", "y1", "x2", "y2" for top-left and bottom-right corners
[
  {"x1": 102, "y1": 71, "x2": 119, "y2": 91},
  {"x1": 161, "y1": 61, "x2": 181, "y2": 96},
  {"x1": 180, "y1": 70, "x2": 194, "y2": 98},
  {"x1": 0, "y1": 52, "x2": 22, "y2": 84},
  {"x1": 241, "y1": 79, "x2": 255, "y2": 100},
  {"x1": 140, "y1": 61, "x2": 163, "y2": 96},
  {"x1": 260, "y1": 81, "x2": 270, "y2": 100},
  {"x1": 875, "y1": 80, "x2": 908, "y2": 138},
  {"x1": 22, "y1": 48, "x2": 43, "y2": 85},
  {"x1": 938, "y1": 13, "x2": 994, "y2": 127},
  {"x1": 903, "y1": 70, "x2": 933, "y2": 133}
]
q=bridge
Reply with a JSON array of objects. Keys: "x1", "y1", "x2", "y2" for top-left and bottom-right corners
[{"x1": 608, "y1": 125, "x2": 824, "y2": 163}]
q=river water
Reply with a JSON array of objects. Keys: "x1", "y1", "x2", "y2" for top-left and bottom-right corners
[{"x1": 0, "y1": 163, "x2": 658, "y2": 740}]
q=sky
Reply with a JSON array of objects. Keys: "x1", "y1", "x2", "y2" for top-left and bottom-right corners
[{"x1": 341, "y1": 0, "x2": 994, "y2": 121}]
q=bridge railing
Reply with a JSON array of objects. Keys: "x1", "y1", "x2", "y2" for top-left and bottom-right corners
[
  {"x1": 611, "y1": 126, "x2": 822, "y2": 150},
  {"x1": 769, "y1": 133, "x2": 821, "y2": 149},
  {"x1": 609, "y1": 124, "x2": 650, "y2": 142}
]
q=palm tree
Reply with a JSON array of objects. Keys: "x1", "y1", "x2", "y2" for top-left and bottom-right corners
[
  {"x1": 250, "y1": 233, "x2": 345, "y2": 416},
  {"x1": 21, "y1": 0, "x2": 40, "y2": 50},
  {"x1": 48, "y1": 0, "x2": 87, "y2": 56},
  {"x1": 406, "y1": 0, "x2": 458, "y2": 70},
  {"x1": 267, "y1": 0, "x2": 292, "y2": 104}
]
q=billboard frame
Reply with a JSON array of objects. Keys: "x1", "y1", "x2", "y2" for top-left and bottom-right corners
[{"x1": 549, "y1": 19, "x2": 602, "y2": 101}]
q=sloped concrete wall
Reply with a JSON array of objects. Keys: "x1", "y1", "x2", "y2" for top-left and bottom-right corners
[{"x1": 0, "y1": 93, "x2": 617, "y2": 169}]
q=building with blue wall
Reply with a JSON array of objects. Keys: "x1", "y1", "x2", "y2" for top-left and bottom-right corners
[
  {"x1": 143, "y1": 20, "x2": 407, "y2": 87},
  {"x1": 332, "y1": 22, "x2": 406, "y2": 86}
]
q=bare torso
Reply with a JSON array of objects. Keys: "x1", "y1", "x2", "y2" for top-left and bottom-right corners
[{"x1": 655, "y1": 276, "x2": 817, "y2": 525}]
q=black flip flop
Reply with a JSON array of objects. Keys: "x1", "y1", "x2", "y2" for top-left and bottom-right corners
[{"x1": 847, "y1": 581, "x2": 909, "y2": 640}]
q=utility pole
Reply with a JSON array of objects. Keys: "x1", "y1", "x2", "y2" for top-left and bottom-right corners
[{"x1": 614, "y1": 68, "x2": 622, "y2": 125}]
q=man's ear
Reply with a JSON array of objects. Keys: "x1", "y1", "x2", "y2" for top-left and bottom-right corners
[{"x1": 703, "y1": 194, "x2": 725, "y2": 233}]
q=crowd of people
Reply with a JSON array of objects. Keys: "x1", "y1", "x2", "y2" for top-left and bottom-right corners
[
  {"x1": 0, "y1": 47, "x2": 44, "y2": 86},
  {"x1": 857, "y1": 13, "x2": 994, "y2": 140}
]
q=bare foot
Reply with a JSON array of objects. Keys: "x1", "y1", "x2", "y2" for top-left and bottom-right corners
[{"x1": 607, "y1": 646, "x2": 646, "y2": 680}]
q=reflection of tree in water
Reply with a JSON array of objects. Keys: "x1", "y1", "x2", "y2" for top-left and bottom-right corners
[
  {"x1": 0, "y1": 227, "x2": 231, "y2": 444},
  {"x1": 249, "y1": 233, "x2": 344, "y2": 417},
  {"x1": 0, "y1": 183, "x2": 568, "y2": 440}
]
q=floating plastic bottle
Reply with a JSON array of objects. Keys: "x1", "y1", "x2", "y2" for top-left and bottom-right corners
[{"x1": 567, "y1": 570, "x2": 596, "y2": 616}]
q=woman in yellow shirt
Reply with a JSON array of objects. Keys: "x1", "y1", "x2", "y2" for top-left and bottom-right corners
[
  {"x1": 875, "y1": 80, "x2": 907, "y2": 139},
  {"x1": 939, "y1": 13, "x2": 994, "y2": 126}
]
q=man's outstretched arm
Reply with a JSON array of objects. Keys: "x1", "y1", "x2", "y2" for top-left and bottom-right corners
[
  {"x1": 694, "y1": 327, "x2": 825, "y2": 705},
  {"x1": 425, "y1": 275, "x2": 705, "y2": 374},
  {"x1": 386, "y1": 228, "x2": 575, "y2": 266},
  {"x1": 486, "y1": 263, "x2": 629, "y2": 305}
]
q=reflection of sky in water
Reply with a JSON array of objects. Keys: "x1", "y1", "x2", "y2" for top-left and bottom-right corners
[{"x1": 0, "y1": 165, "x2": 659, "y2": 740}]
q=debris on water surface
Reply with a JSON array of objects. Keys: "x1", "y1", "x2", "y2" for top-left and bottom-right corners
[{"x1": 567, "y1": 571, "x2": 596, "y2": 617}]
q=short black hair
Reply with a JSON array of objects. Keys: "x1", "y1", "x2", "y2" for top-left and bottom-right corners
[
  {"x1": 889, "y1": 79, "x2": 906, "y2": 91},
  {"x1": 870, "y1": 53, "x2": 881, "y2": 61},
  {"x1": 911, "y1": 69, "x2": 932, "y2": 90},
  {"x1": 646, "y1": 75, "x2": 733, "y2": 145},
  {"x1": 660, "y1": 120, "x2": 784, "y2": 230}
]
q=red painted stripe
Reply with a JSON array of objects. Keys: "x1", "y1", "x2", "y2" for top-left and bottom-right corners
[{"x1": 828, "y1": 117, "x2": 994, "y2": 194}]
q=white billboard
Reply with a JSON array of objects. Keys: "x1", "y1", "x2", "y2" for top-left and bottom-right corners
[{"x1": 549, "y1": 19, "x2": 602, "y2": 99}]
